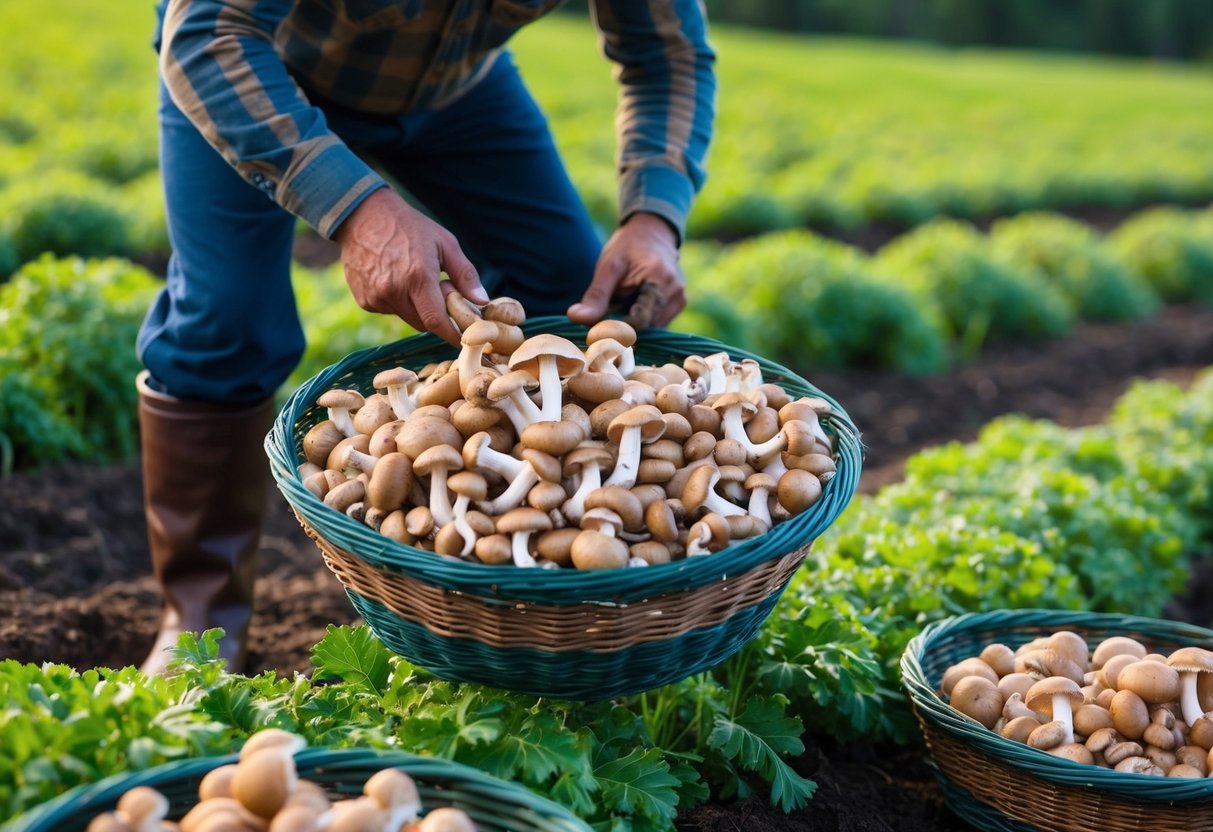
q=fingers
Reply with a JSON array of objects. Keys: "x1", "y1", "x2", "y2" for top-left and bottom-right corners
[
  {"x1": 568, "y1": 254, "x2": 627, "y2": 325},
  {"x1": 409, "y1": 264, "x2": 463, "y2": 347},
  {"x1": 438, "y1": 234, "x2": 489, "y2": 305}
]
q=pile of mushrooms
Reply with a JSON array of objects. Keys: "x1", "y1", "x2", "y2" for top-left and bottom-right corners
[
  {"x1": 943, "y1": 631, "x2": 1213, "y2": 777},
  {"x1": 298, "y1": 292, "x2": 839, "y2": 570},
  {"x1": 87, "y1": 729, "x2": 475, "y2": 832}
]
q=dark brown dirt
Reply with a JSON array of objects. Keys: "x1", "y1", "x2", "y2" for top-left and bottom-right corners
[{"x1": 3, "y1": 303, "x2": 1213, "y2": 831}]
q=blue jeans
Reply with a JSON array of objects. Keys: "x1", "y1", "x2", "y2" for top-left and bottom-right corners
[{"x1": 138, "y1": 53, "x2": 602, "y2": 403}]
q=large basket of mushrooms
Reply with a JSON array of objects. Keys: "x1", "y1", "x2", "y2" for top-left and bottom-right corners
[
  {"x1": 265, "y1": 303, "x2": 861, "y2": 699},
  {"x1": 10, "y1": 729, "x2": 590, "y2": 832},
  {"x1": 902, "y1": 608, "x2": 1213, "y2": 832}
]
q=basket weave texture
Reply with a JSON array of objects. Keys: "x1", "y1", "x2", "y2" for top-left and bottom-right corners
[
  {"x1": 5, "y1": 747, "x2": 591, "y2": 832},
  {"x1": 266, "y1": 317, "x2": 862, "y2": 699},
  {"x1": 902, "y1": 608, "x2": 1213, "y2": 832}
]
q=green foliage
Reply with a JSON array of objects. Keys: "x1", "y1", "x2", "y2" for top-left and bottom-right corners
[
  {"x1": 0, "y1": 256, "x2": 158, "y2": 471},
  {"x1": 779, "y1": 371, "x2": 1213, "y2": 746},
  {"x1": 988, "y1": 212, "x2": 1160, "y2": 322},
  {"x1": 684, "y1": 230, "x2": 946, "y2": 374},
  {"x1": 1109, "y1": 206, "x2": 1213, "y2": 304},
  {"x1": 872, "y1": 219, "x2": 1074, "y2": 355},
  {"x1": 0, "y1": 174, "x2": 133, "y2": 263},
  {"x1": 0, "y1": 226, "x2": 17, "y2": 281}
]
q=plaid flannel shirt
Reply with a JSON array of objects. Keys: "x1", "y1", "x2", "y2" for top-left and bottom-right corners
[{"x1": 157, "y1": 0, "x2": 716, "y2": 240}]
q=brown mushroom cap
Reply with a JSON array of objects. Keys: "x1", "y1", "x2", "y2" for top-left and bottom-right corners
[
  {"x1": 606, "y1": 405, "x2": 667, "y2": 445},
  {"x1": 948, "y1": 675, "x2": 1003, "y2": 729},
  {"x1": 509, "y1": 333, "x2": 587, "y2": 377},
  {"x1": 115, "y1": 787, "x2": 168, "y2": 831},
  {"x1": 396, "y1": 417, "x2": 463, "y2": 460},
  {"x1": 521, "y1": 420, "x2": 584, "y2": 456},
  {"x1": 776, "y1": 468, "x2": 823, "y2": 515},
  {"x1": 303, "y1": 420, "x2": 346, "y2": 468},
  {"x1": 317, "y1": 389, "x2": 365, "y2": 413},
  {"x1": 1025, "y1": 677, "x2": 1084, "y2": 717},
  {"x1": 571, "y1": 529, "x2": 629, "y2": 570},
  {"x1": 231, "y1": 746, "x2": 297, "y2": 818},
  {"x1": 1109, "y1": 689, "x2": 1151, "y2": 740},
  {"x1": 497, "y1": 506, "x2": 552, "y2": 535},
  {"x1": 1092, "y1": 636, "x2": 1148, "y2": 668},
  {"x1": 584, "y1": 486, "x2": 644, "y2": 533},
  {"x1": 941, "y1": 658, "x2": 1000, "y2": 696},
  {"x1": 587, "y1": 319, "x2": 638, "y2": 348},
  {"x1": 534, "y1": 527, "x2": 580, "y2": 567},
  {"x1": 1047, "y1": 631, "x2": 1090, "y2": 672},
  {"x1": 483, "y1": 296, "x2": 526, "y2": 326},
  {"x1": 198, "y1": 764, "x2": 240, "y2": 802},
  {"x1": 448, "y1": 470, "x2": 489, "y2": 503},
  {"x1": 978, "y1": 643, "x2": 1016, "y2": 678},
  {"x1": 366, "y1": 452, "x2": 413, "y2": 512},
  {"x1": 1117, "y1": 660, "x2": 1182, "y2": 705},
  {"x1": 629, "y1": 540, "x2": 672, "y2": 566}
]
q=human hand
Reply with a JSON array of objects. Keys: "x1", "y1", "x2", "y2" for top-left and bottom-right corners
[
  {"x1": 567, "y1": 212, "x2": 685, "y2": 329},
  {"x1": 333, "y1": 187, "x2": 488, "y2": 346}
]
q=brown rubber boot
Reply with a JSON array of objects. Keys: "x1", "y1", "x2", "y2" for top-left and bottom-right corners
[{"x1": 136, "y1": 370, "x2": 276, "y2": 675}]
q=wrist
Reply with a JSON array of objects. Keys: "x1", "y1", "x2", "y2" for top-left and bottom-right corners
[{"x1": 623, "y1": 211, "x2": 680, "y2": 247}]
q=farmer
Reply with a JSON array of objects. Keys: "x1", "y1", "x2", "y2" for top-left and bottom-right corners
[{"x1": 135, "y1": 0, "x2": 716, "y2": 673}]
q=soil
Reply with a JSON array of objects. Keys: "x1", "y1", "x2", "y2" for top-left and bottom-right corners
[{"x1": 3, "y1": 303, "x2": 1213, "y2": 831}]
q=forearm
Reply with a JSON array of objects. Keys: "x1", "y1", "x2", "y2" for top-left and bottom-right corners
[
  {"x1": 160, "y1": 0, "x2": 385, "y2": 236},
  {"x1": 591, "y1": 0, "x2": 717, "y2": 242}
]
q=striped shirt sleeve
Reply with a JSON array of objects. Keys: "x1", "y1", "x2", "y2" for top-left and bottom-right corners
[
  {"x1": 159, "y1": 0, "x2": 386, "y2": 238},
  {"x1": 591, "y1": 0, "x2": 717, "y2": 243}
]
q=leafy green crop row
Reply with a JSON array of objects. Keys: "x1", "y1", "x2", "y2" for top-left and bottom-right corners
[
  {"x1": 3, "y1": 372, "x2": 1210, "y2": 828},
  {"x1": 677, "y1": 207, "x2": 1213, "y2": 374}
]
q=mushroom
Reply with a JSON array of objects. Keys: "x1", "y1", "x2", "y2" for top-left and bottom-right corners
[
  {"x1": 712, "y1": 393, "x2": 786, "y2": 464},
  {"x1": 495, "y1": 507, "x2": 552, "y2": 568},
  {"x1": 682, "y1": 464, "x2": 746, "y2": 518},
  {"x1": 447, "y1": 471, "x2": 489, "y2": 556},
  {"x1": 508, "y1": 333, "x2": 587, "y2": 423},
  {"x1": 686, "y1": 512, "x2": 732, "y2": 556},
  {"x1": 486, "y1": 369, "x2": 544, "y2": 430},
  {"x1": 1025, "y1": 677, "x2": 1083, "y2": 744},
  {"x1": 948, "y1": 675, "x2": 1003, "y2": 729},
  {"x1": 231, "y1": 745, "x2": 298, "y2": 818},
  {"x1": 1109, "y1": 689, "x2": 1151, "y2": 740},
  {"x1": 483, "y1": 296, "x2": 526, "y2": 326},
  {"x1": 979, "y1": 643, "x2": 1016, "y2": 678},
  {"x1": 1091, "y1": 636, "x2": 1148, "y2": 668},
  {"x1": 363, "y1": 768, "x2": 421, "y2": 832},
  {"x1": 317, "y1": 389, "x2": 366, "y2": 438},
  {"x1": 744, "y1": 472, "x2": 777, "y2": 530},
  {"x1": 86, "y1": 815, "x2": 133, "y2": 832},
  {"x1": 457, "y1": 320, "x2": 509, "y2": 398},
  {"x1": 463, "y1": 431, "x2": 526, "y2": 482},
  {"x1": 413, "y1": 444, "x2": 463, "y2": 527},
  {"x1": 114, "y1": 787, "x2": 169, "y2": 832},
  {"x1": 373, "y1": 367, "x2": 420, "y2": 421},
  {"x1": 1167, "y1": 647, "x2": 1213, "y2": 726},
  {"x1": 417, "y1": 807, "x2": 478, "y2": 832},
  {"x1": 303, "y1": 420, "x2": 347, "y2": 468},
  {"x1": 477, "y1": 448, "x2": 561, "y2": 516},
  {"x1": 198, "y1": 764, "x2": 239, "y2": 801},
  {"x1": 366, "y1": 452, "x2": 413, "y2": 513},
  {"x1": 322, "y1": 796, "x2": 388, "y2": 832},
  {"x1": 561, "y1": 443, "x2": 615, "y2": 524},
  {"x1": 1117, "y1": 660, "x2": 1181, "y2": 705},
  {"x1": 603, "y1": 405, "x2": 667, "y2": 489},
  {"x1": 352, "y1": 394, "x2": 396, "y2": 436},
  {"x1": 571, "y1": 507, "x2": 629, "y2": 570},
  {"x1": 775, "y1": 468, "x2": 822, "y2": 515}
]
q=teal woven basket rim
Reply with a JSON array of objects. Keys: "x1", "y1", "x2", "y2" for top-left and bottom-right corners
[
  {"x1": 902, "y1": 607, "x2": 1213, "y2": 803},
  {"x1": 266, "y1": 316, "x2": 863, "y2": 605},
  {"x1": 5, "y1": 747, "x2": 591, "y2": 832}
]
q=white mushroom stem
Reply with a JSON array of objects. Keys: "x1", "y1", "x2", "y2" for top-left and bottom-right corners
[
  {"x1": 735, "y1": 360, "x2": 763, "y2": 391},
  {"x1": 510, "y1": 531, "x2": 538, "y2": 568},
  {"x1": 470, "y1": 441, "x2": 527, "y2": 481},
  {"x1": 720, "y1": 403, "x2": 787, "y2": 463},
  {"x1": 762, "y1": 454, "x2": 789, "y2": 480},
  {"x1": 457, "y1": 341, "x2": 492, "y2": 399},
  {"x1": 686, "y1": 522, "x2": 713, "y2": 556},
  {"x1": 1052, "y1": 694, "x2": 1076, "y2": 744},
  {"x1": 496, "y1": 395, "x2": 533, "y2": 436},
  {"x1": 697, "y1": 472, "x2": 747, "y2": 518},
  {"x1": 427, "y1": 468, "x2": 455, "y2": 527},
  {"x1": 384, "y1": 383, "x2": 416, "y2": 421},
  {"x1": 748, "y1": 486, "x2": 773, "y2": 530},
  {"x1": 1179, "y1": 672, "x2": 1205, "y2": 727},
  {"x1": 627, "y1": 557, "x2": 650, "y2": 568},
  {"x1": 451, "y1": 495, "x2": 477, "y2": 556},
  {"x1": 535, "y1": 356, "x2": 566, "y2": 422},
  {"x1": 477, "y1": 465, "x2": 540, "y2": 515},
  {"x1": 328, "y1": 406, "x2": 358, "y2": 438},
  {"x1": 562, "y1": 461, "x2": 604, "y2": 524},
  {"x1": 704, "y1": 353, "x2": 731, "y2": 395},
  {"x1": 603, "y1": 425, "x2": 643, "y2": 489}
]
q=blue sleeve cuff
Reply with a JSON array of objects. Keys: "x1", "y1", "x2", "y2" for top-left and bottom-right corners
[
  {"x1": 277, "y1": 141, "x2": 389, "y2": 239},
  {"x1": 619, "y1": 162, "x2": 695, "y2": 245}
]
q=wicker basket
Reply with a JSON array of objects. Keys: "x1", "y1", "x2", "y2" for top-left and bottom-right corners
[
  {"x1": 266, "y1": 317, "x2": 862, "y2": 700},
  {"x1": 5, "y1": 747, "x2": 590, "y2": 832},
  {"x1": 901, "y1": 608, "x2": 1213, "y2": 832}
]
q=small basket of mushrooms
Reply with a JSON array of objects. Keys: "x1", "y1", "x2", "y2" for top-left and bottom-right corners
[
  {"x1": 10, "y1": 729, "x2": 589, "y2": 832},
  {"x1": 902, "y1": 608, "x2": 1213, "y2": 832},
  {"x1": 265, "y1": 303, "x2": 862, "y2": 700}
]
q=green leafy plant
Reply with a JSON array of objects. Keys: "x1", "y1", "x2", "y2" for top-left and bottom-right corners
[
  {"x1": 1109, "y1": 206, "x2": 1213, "y2": 305},
  {"x1": 989, "y1": 212, "x2": 1159, "y2": 322},
  {"x1": 0, "y1": 255, "x2": 157, "y2": 471},
  {"x1": 0, "y1": 174, "x2": 133, "y2": 263},
  {"x1": 872, "y1": 218, "x2": 1074, "y2": 356}
]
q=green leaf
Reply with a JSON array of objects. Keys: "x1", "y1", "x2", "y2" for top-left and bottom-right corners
[
  {"x1": 310, "y1": 625, "x2": 392, "y2": 695},
  {"x1": 593, "y1": 748, "x2": 680, "y2": 824},
  {"x1": 707, "y1": 697, "x2": 816, "y2": 811}
]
